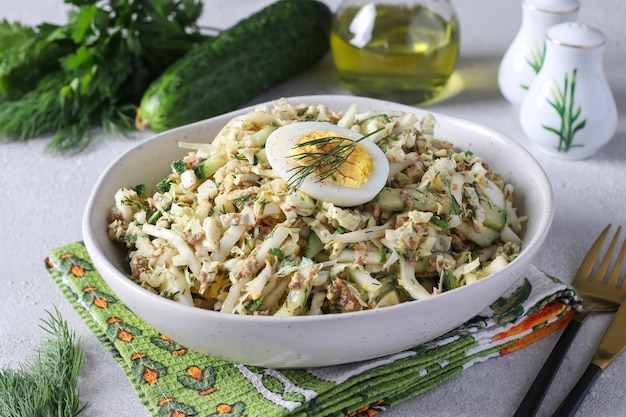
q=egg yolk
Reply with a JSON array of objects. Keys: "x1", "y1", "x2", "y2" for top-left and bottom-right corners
[{"x1": 292, "y1": 130, "x2": 373, "y2": 189}]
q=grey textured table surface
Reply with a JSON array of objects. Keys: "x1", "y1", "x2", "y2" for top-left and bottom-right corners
[{"x1": 1, "y1": 1, "x2": 624, "y2": 416}]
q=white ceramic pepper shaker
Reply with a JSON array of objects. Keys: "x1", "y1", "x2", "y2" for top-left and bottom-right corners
[
  {"x1": 519, "y1": 22, "x2": 617, "y2": 159},
  {"x1": 498, "y1": 0, "x2": 579, "y2": 106}
]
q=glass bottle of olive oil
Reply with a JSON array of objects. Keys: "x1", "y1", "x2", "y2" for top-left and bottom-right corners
[{"x1": 331, "y1": 0, "x2": 460, "y2": 104}]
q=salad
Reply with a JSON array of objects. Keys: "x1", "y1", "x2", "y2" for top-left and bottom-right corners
[{"x1": 107, "y1": 99, "x2": 525, "y2": 315}]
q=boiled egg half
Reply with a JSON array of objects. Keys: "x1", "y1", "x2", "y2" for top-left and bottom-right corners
[{"x1": 265, "y1": 121, "x2": 389, "y2": 207}]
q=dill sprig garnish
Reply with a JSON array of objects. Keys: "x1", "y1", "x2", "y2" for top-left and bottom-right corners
[
  {"x1": 0, "y1": 308, "x2": 85, "y2": 417},
  {"x1": 287, "y1": 127, "x2": 383, "y2": 189}
]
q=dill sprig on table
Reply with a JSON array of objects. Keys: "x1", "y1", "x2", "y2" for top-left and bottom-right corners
[
  {"x1": 287, "y1": 127, "x2": 382, "y2": 189},
  {"x1": 0, "y1": 308, "x2": 84, "y2": 417}
]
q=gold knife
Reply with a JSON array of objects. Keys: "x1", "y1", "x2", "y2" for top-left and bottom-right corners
[{"x1": 552, "y1": 300, "x2": 626, "y2": 417}]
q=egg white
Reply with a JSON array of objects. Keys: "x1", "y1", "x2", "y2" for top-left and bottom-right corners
[{"x1": 265, "y1": 121, "x2": 390, "y2": 207}]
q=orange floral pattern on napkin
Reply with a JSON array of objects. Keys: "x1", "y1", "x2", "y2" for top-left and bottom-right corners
[{"x1": 45, "y1": 242, "x2": 580, "y2": 417}]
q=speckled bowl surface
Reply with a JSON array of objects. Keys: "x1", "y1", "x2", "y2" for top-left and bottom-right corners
[{"x1": 82, "y1": 95, "x2": 553, "y2": 368}]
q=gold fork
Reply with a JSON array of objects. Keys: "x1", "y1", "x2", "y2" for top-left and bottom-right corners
[{"x1": 514, "y1": 224, "x2": 626, "y2": 417}]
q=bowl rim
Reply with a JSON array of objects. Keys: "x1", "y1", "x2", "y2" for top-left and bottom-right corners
[{"x1": 82, "y1": 94, "x2": 554, "y2": 324}]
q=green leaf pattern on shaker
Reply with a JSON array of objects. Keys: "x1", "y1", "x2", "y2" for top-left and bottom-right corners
[
  {"x1": 542, "y1": 68, "x2": 587, "y2": 153},
  {"x1": 521, "y1": 40, "x2": 546, "y2": 90}
]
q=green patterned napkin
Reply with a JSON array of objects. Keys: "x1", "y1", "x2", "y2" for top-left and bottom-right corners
[{"x1": 46, "y1": 242, "x2": 579, "y2": 417}]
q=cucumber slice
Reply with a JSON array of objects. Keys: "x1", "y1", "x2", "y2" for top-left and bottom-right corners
[
  {"x1": 171, "y1": 159, "x2": 188, "y2": 175},
  {"x1": 304, "y1": 232, "x2": 324, "y2": 259},
  {"x1": 454, "y1": 221, "x2": 501, "y2": 247},
  {"x1": 375, "y1": 187, "x2": 441, "y2": 212},
  {"x1": 481, "y1": 199, "x2": 506, "y2": 231},
  {"x1": 194, "y1": 153, "x2": 229, "y2": 179}
]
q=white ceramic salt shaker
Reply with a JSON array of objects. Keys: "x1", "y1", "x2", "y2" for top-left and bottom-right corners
[
  {"x1": 498, "y1": 0, "x2": 579, "y2": 106},
  {"x1": 520, "y1": 22, "x2": 617, "y2": 159}
]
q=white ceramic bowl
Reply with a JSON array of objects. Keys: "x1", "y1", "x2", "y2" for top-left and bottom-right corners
[{"x1": 82, "y1": 95, "x2": 553, "y2": 368}]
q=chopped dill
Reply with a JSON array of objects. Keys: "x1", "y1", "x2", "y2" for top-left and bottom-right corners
[
  {"x1": 430, "y1": 215, "x2": 448, "y2": 228},
  {"x1": 233, "y1": 194, "x2": 250, "y2": 210},
  {"x1": 230, "y1": 153, "x2": 247, "y2": 161},
  {"x1": 268, "y1": 247, "x2": 285, "y2": 261},
  {"x1": 122, "y1": 196, "x2": 147, "y2": 211},
  {"x1": 119, "y1": 233, "x2": 138, "y2": 245}
]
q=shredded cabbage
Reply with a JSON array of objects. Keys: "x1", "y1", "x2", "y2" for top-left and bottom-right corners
[{"x1": 107, "y1": 99, "x2": 525, "y2": 315}]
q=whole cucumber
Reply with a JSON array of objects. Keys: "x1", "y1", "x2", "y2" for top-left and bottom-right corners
[{"x1": 136, "y1": 0, "x2": 332, "y2": 132}]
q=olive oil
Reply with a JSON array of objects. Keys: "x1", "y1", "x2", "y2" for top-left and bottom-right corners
[{"x1": 331, "y1": 3, "x2": 460, "y2": 104}]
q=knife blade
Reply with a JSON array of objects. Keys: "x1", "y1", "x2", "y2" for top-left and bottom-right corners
[{"x1": 552, "y1": 300, "x2": 626, "y2": 417}]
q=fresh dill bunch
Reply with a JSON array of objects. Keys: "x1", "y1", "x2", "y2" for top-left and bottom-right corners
[
  {"x1": 0, "y1": 308, "x2": 84, "y2": 417},
  {"x1": 0, "y1": 0, "x2": 209, "y2": 153},
  {"x1": 287, "y1": 127, "x2": 383, "y2": 189}
]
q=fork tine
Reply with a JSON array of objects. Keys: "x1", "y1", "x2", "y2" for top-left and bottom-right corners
[
  {"x1": 593, "y1": 225, "x2": 622, "y2": 283},
  {"x1": 606, "y1": 228, "x2": 626, "y2": 289},
  {"x1": 574, "y1": 224, "x2": 612, "y2": 283}
]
